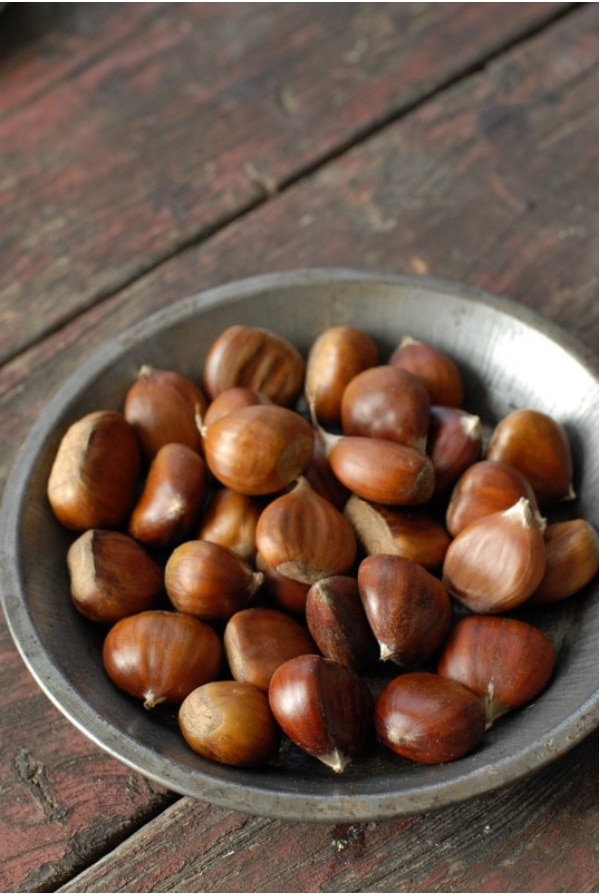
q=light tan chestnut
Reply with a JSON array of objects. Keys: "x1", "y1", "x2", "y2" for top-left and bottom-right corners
[
  {"x1": 437, "y1": 615, "x2": 556, "y2": 727},
  {"x1": 165, "y1": 540, "x2": 264, "y2": 623},
  {"x1": 340, "y1": 365, "x2": 431, "y2": 453},
  {"x1": 304, "y1": 325, "x2": 379, "y2": 423},
  {"x1": 203, "y1": 404, "x2": 314, "y2": 495},
  {"x1": 269, "y1": 654, "x2": 374, "y2": 773},
  {"x1": 198, "y1": 487, "x2": 264, "y2": 562},
  {"x1": 102, "y1": 610, "x2": 222, "y2": 709},
  {"x1": 344, "y1": 495, "x2": 450, "y2": 571},
  {"x1": 322, "y1": 432, "x2": 436, "y2": 506},
  {"x1": 224, "y1": 606, "x2": 317, "y2": 692},
  {"x1": 202, "y1": 324, "x2": 305, "y2": 407},
  {"x1": 47, "y1": 410, "x2": 141, "y2": 531},
  {"x1": 445, "y1": 459, "x2": 540, "y2": 538},
  {"x1": 128, "y1": 443, "x2": 209, "y2": 548},
  {"x1": 255, "y1": 477, "x2": 357, "y2": 585},
  {"x1": 179, "y1": 681, "x2": 281, "y2": 768},
  {"x1": 67, "y1": 529, "x2": 164, "y2": 624},
  {"x1": 442, "y1": 497, "x2": 546, "y2": 613},
  {"x1": 389, "y1": 336, "x2": 465, "y2": 407},
  {"x1": 357, "y1": 554, "x2": 452, "y2": 666},
  {"x1": 486, "y1": 408, "x2": 575, "y2": 507},
  {"x1": 375, "y1": 672, "x2": 486, "y2": 764},
  {"x1": 529, "y1": 518, "x2": 599, "y2": 605},
  {"x1": 123, "y1": 366, "x2": 207, "y2": 459},
  {"x1": 427, "y1": 406, "x2": 482, "y2": 496}
]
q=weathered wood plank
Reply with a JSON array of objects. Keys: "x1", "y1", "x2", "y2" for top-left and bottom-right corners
[
  {"x1": 57, "y1": 731, "x2": 598, "y2": 894},
  {"x1": 0, "y1": 2, "x2": 568, "y2": 364},
  {"x1": 0, "y1": 5, "x2": 596, "y2": 892}
]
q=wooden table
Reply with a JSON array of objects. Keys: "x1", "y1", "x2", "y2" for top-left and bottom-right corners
[{"x1": 0, "y1": 4, "x2": 597, "y2": 891}]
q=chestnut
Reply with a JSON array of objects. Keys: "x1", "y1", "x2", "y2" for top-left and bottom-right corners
[
  {"x1": 128, "y1": 442, "x2": 209, "y2": 548},
  {"x1": 427, "y1": 405, "x2": 482, "y2": 496},
  {"x1": 254, "y1": 476, "x2": 357, "y2": 585},
  {"x1": 375, "y1": 672, "x2": 486, "y2": 764},
  {"x1": 223, "y1": 606, "x2": 317, "y2": 692},
  {"x1": 445, "y1": 459, "x2": 541, "y2": 538},
  {"x1": 357, "y1": 554, "x2": 452, "y2": 666},
  {"x1": 123, "y1": 365, "x2": 207, "y2": 459},
  {"x1": 437, "y1": 615, "x2": 556, "y2": 727},
  {"x1": 486, "y1": 408, "x2": 575, "y2": 507},
  {"x1": 389, "y1": 336, "x2": 465, "y2": 407},
  {"x1": 344, "y1": 495, "x2": 450, "y2": 570},
  {"x1": 203, "y1": 404, "x2": 314, "y2": 496},
  {"x1": 165, "y1": 540, "x2": 264, "y2": 623},
  {"x1": 304, "y1": 325, "x2": 379, "y2": 424},
  {"x1": 269, "y1": 654, "x2": 374, "y2": 773},
  {"x1": 67, "y1": 529, "x2": 163, "y2": 624},
  {"x1": 47, "y1": 409, "x2": 141, "y2": 531},
  {"x1": 202, "y1": 324, "x2": 305, "y2": 407},
  {"x1": 305, "y1": 575, "x2": 379, "y2": 671},
  {"x1": 198, "y1": 486, "x2": 264, "y2": 563},
  {"x1": 340, "y1": 365, "x2": 431, "y2": 453},
  {"x1": 324, "y1": 433, "x2": 436, "y2": 506},
  {"x1": 529, "y1": 518, "x2": 599, "y2": 605},
  {"x1": 102, "y1": 610, "x2": 222, "y2": 709},
  {"x1": 442, "y1": 497, "x2": 547, "y2": 613},
  {"x1": 179, "y1": 681, "x2": 281, "y2": 767}
]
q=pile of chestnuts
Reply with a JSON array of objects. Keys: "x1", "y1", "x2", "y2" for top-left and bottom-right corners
[{"x1": 46, "y1": 322, "x2": 599, "y2": 773}]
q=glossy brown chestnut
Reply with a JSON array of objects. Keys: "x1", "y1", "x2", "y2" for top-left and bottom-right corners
[
  {"x1": 389, "y1": 336, "x2": 465, "y2": 407},
  {"x1": 437, "y1": 615, "x2": 556, "y2": 727},
  {"x1": 179, "y1": 681, "x2": 281, "y2": 767},
  {"x1": 486, "y1": 408, "x2": 575, "y2": 507},
  {"x1": 67, "y1": 529, "x2": 164, "y2": 624},
  {"x1": 344, "y1": 495, "x2": 450, "y2": 570},
  {"x1": 445, "y1": 459, "x2": 540, "y2": 538},
  {"x1": 529, "y1": 518, "x2": 599, "y2": 605},
  {"x1": 357, "y1": 554, "x2": 452, "y2": 666},
  {"x1": 165, "y1": 540, "x2": 264, "y2": 623},
  {"x1": 375, "y1": 672, "x2": 486, "y2": 764},
  {"x1": 304, "y1": 325, "x2": 379, "y2": 423},
  {"x1": 224, "y1": 607, "x2": 317, "y2": 692},
  {"x1": 102, "y1": 610, "x2": 222, "y2": 709},
  {"x1": 442, "y1": 497, "x2": 546, "y2": 613},
  {"x1": 305, "y1": 575, "x2": 379, "y2": 671},
  {"x1": 269, "y1": 654, "x2": 374, "y2": 773},
  {"x1": 324, "y1": 433, "x2": 436, "y2": 506},
  {"x1": 256, "y1": 554, "x2": 311, "y2": 614},
  {"x1": 255, "y1": 477, "x2": 357, "y2": 585},
  {"x1": 203, "y1": 404, "x2": 315, "y2": 496},
  {"x1": 198, "y1": 387, "x2": 269, "y2": 433},
  {"x1": 123, "y1": 365, "x2": 207, "y2": 459},
  {"x1": 198, "y1": 487, "x2": 264, "y2": 562},
  {"x1": 47, "y1": 410, "x2": 141, "y2": 531},
  {"x1": 427, "y1": 405, "x2": 482, "y2": 496},
  {"x1": 128, "y1": 443, "x2": 208, "y2": 548},
  {"x1": 340, "y1": 365, "x2": 431, "y2": 453},
  {"x1": 202, "y1": 324, "x2": 305, "y2": 407}
]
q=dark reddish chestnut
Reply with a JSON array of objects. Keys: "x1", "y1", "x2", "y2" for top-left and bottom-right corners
[
  {"x1": 375, "y1": 672, "x2": 486, "y2": 764},
  {"x1": 305, "y1": 575, "x2": 379, "y2": 671},
  {"x1": 269, "y1": 654, "x2": 374, "y2": 773},
  {"x1": 437, "y1": 615, "x2": 556, "y2": 727},
  {"x1": 357, "y1": 554, "x2": 452, "y2": 666}
]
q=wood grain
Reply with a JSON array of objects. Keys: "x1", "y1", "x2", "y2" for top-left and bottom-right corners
[
  {"x1": 0, "y1": 4, "x2": 597, "y2": 892},
  {"x1": 0, "y1": 2, "x2": 567, "y2": 365},
  {"x1": 58, "y1": 732, "x2": 598, "y2": 894}
]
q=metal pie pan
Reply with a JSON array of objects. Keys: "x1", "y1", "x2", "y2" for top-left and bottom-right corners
[{"x1": 0, "y1": 269, "x2": 597, "y2": 822}]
